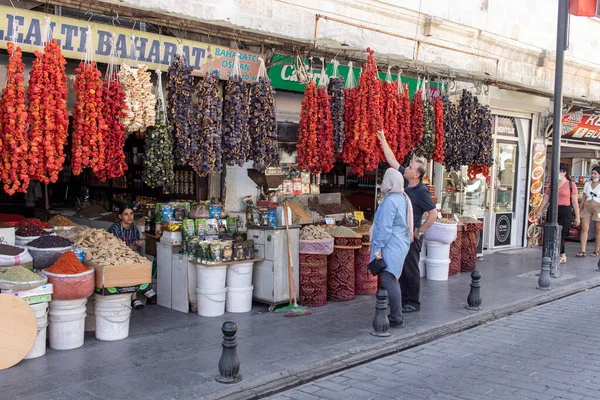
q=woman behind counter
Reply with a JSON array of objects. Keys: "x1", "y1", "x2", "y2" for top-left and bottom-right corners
[{"x1": 108, "y1": 205, "x2": 147, "y2": 309}]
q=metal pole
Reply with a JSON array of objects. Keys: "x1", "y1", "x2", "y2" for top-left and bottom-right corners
[{"x1": 544, "y1": 0, "x2": 569, "y2": 278}]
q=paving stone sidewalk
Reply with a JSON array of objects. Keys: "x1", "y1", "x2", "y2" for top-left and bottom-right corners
[
  {"x1": 268, "y1": 285, "x2": 600, "y2": 400},
  {"x1": 1, "y1": 243, "x2": 600, "y2": 400}
]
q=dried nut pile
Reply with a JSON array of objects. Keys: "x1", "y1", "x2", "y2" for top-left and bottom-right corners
[
  {"x1": 47, "y1": 215, "x2": 76, "y2": 227},
  {"x1": 300, "y1": 225, "x2": 332, "y2": 240},
  {"x1": 73, "y1": 227, "x2": 147, "y2": 265}
]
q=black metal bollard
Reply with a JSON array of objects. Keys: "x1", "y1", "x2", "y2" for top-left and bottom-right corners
[
  {"x1": 465, "y1": 270, "x2": 482, "y2": 310},
  {"x1": 371, "y1": 289, "x2": 391, "y2": 337},
  {"x1": 216, "y1": 321, "x2": 242, "y2": 384},
  {"x1": 537, "y1": 257, "x2": 551, "y2": 290}
]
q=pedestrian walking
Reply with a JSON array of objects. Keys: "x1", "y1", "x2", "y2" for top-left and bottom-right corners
[
  {"x1": 377, "y1": 130, "x2": 437, "y2": 313},
  {"x1": 577, "y1": 166, "x2": 600, "y2": 257},
  {"x1": 537, "y1": 162, "x2": 580, "y2": 263},
  {"x1": 370, "y1": 168, "x2": 413, "y2": 327}
]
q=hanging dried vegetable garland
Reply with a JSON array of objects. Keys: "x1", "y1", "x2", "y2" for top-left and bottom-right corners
[
  {"x1": 467, "y1": 100, "x2": 493, "y2": 180},
  {"x1": 119, "y1": 63, "x2": 156, "y2": 133},
  {"x1": 144, "y1": 70, "x2": 174, "y2": 191},
  {"x1": 442, "y1": 94, "x2": 460, "y2": 171},
  {"x1": 0, "y1": 43, "x2": 29, "y2": 195},
  {"x1": 379, "y1": 74, "x2": 400, "y2": 162},
  {"x1": 343, "y1": 49, "x2": 382, "y2": 175},
  {"x1": 167, "y1": 53, "x2": 194, "y2": 164},
  {"x1": 432, "y1": 96, "x2": 445, "y2": 164},
  {"x1": 297, "y1": 81, "x2": 319, "y2": 172},
  {"x1": 342, "y1": 62, "x2": 360, "y2": 167},
  {"x1": 397, "y1": 83, "x2": 411, "y2": 163},
  {"x1": 101, "y1": 73, "x2": 128, "y2": 179},
  {"x1": 315, "y1": 84, "x2": 335, "y2": 173},
  {"x1": 415, "y1": 89, "x2": 435, "y2": 160},
  {"x1": 458, "y1": 89, "x2": 477, "y2": 166},
  {"x1": 248, "y1": 59, "x2": 279, "y2": 173},
  {"x1": 327, "y1": 62, "x2": 345, "y2": 154},
  {"x1": 71, "y1": 61, "x2": 108, "y2": 178},
  {"x1": 193, "y1": 70, "x2": 223, "y2": 176},
  {"x1": 223, "y1": 56, "x2": 250, "y2": 167},
  {"x1": 411, "y1": 90, "x2": 424, "y2": 150}
]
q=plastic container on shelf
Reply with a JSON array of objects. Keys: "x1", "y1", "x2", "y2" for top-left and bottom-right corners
[
  {"x1": 196, "y1": 263, "x2": 227, "y2": 290},
  {"x1": 26, "y1": 246, "x2": 72, "y2": 270},
  {"x1": 48, "y1": 298, "x2": 87, "y2": 350},
  {"x1": 225, "y1": 286, "x2": 253, "y2": 313},
  {"x1": 42, "y1": 267, "x2": 94, "y2": 300},
  {"x1": 24, "y1": 302, "x2": 49, "y2": 360},
  {"x1": 196, "y1": 287, "x2": 226, "y2": 317},
  {"x1": 94, "y1": 294, "x2": 132, "y2": 342},
  {"x1": 226, "y1": 262, "x2": 253, "y2": 288},
  {"x1": 425, "y1": 258, "x2": 450, "y2": 281}
]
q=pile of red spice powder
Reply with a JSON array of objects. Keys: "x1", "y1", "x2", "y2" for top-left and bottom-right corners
[{"x1": 46, "y1": 251, "x2": 89, "y2": 274}]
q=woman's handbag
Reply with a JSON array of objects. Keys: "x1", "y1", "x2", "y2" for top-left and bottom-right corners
[{"x1": 367, "y1": 257, "x2": 387, "y2": 276}]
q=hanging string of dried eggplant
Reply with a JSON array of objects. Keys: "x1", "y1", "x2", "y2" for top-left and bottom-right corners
[
  {"x1": 167, "y1": 52, "x2": 194, "y2": 165},
  {"x1": 415, "y1": 82, "x2": 435, "y2": 160},
  {"x1": 223, "y1": 54, "x2": 250, "y2": 166},
  {"x1": 143, "y1": 70, "x2": 174, "y2": 191},
  {"x1": 192, "y1": 69, "x2": 223, "y2": 176},
  {"x1": 328, "y1": 60, "x2": 345, "y2": 154},
  {"x1": 249, "y1": 58, "x2": 279, "y2": 173},
  {"x1": 442, "y1": 94, "x2": 460, "y2": 171}
]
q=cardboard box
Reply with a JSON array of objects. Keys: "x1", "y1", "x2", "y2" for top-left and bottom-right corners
[
  {"x1": 1, "y1": 283, "x2": 53, "y2": 304},
  {"x1": 87, "y1": 261, "x2": 152, "y2": 289}
]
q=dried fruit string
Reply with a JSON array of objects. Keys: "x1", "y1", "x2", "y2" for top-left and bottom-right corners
[
  {"x1": 396, "y1": 76, "x2": 411, "y2": 163},
  {"x1": 223, "y1": 54, "x2": 250, "y2": 166}
]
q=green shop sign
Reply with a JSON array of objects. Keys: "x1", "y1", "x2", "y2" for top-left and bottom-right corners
[{"x1": 268, "y1": 54, "x2": 440, "y2": 98}]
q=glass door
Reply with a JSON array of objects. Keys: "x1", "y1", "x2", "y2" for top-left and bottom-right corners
[{"x1": 491, "y1": 141, "x2": 519, "y2": 248}]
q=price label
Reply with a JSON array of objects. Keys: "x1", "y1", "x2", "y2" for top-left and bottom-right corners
[
  {"x1": 325, "y1": 217, "x2": 335, "y2": 225},
  {"x1": 354, "y1": 211, "x2": 365, "y2": 225}
]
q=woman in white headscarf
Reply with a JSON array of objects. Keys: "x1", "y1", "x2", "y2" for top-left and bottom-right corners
[{"x1": 370, "y1": 168, "x2": 413, "y2": 327}]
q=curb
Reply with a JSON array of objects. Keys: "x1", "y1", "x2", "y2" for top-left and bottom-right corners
[{"x1": 206, "y1": 276, "x2": 600, "y2": 400}]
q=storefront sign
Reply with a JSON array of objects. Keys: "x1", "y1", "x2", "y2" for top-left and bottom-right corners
[
  {"x1": 495, "y1": 116, "x2": 517, "y2": 137},
  {"x1": 558, "y1": 106, "x2": 600, "y2": 143},
  {"x1": 0, "y1": 6, "x2": 263, "y2": 81},
  {"x1": 268, "y1": 54, "x2": 440, "y2": 97},
  {"x1": 526, "y1": 143, "x2": 546, "y2": 246},
  {"x1": 494, "y1": 213, "x2": 512, "y2": 247}
]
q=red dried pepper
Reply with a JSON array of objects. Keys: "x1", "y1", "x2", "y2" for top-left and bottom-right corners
[
  {"x1": 379, "y1": 81, "x2": 399, "y2": 162},
  {"x1": 467, "y1": 165, "x2": 491, "y2": 180},
  {"x1": 71, "y1": 61, "x2": 108, "y2": 179},
  {"x1": 0, "y1": 43, "x2": 30, "y2": 195},
  {"x1": 396, "y1": 85, "x2": 411, "y2": 163},
  {"x1": 411, "y1": 90, "x2": 424, "y2": 150},
  {"x1": 315, "y1": 86, "x2": 335, "y2": 173},
  {"x1": 100, "y1": 74, "x2": 128, "y2": 180},
  {"x1": 343, "y1": 48, "x2": 382, "y2": 176},
  {"x1": 297, "y1": 81, "x2": 319, "y2": 172},
  {"x1": 432, "y1": 97, "x2": 445, "y2": 164}
]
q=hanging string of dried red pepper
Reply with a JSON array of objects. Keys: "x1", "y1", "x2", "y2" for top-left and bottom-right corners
[
  {"x1": 0, "y1": 43, "x2": 30, "y2": 195},
  {"x1": 297, "y1": 80, "x2": 319, "y2": 172},
  {"x1": 397, "y1": 82, "x2": 411, "y2": 164},
  {"x1": 432, "y1": 96, "x2": 445, "y2": 164},
  {"x1": 411, "y1": 89, "x2": 424, "y2": 151},
  {"x1": 101, "y1": 73, "x2": 128, "y2": 179},
  {"x1": 380, "y1": 76, "x2": 400, "y2": 162}
]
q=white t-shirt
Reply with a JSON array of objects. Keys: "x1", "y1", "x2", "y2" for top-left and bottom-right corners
[{"x1": 584, "y1": 182, "x2": 600, "y2": 203}]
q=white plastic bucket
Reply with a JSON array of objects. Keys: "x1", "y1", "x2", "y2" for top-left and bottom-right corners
[
  {"x1": 425, "y1": 241, "x2": 451, "y2": 261},
  {"x1": 226, "y1": 285, "x2": 253, "y2": 313},
  {"x1": 226, "y1": 263, "x2": 253, "y2": 288},
  {"x1": 196, "y1": 287, "x2": 227, "y2": 317},
  {"x1": 85, "y1": 296, "x2": 95, "y2": 332},
  {"x1": 24, "y1": 302, "x2": 49, "y2": 359},
  {"x1": 425, "y1": 258, "x2": 450, "y2": 281},
  {"x1": 196, "y1": 264, "x2": 227, "y2": 290},
  {"x1": 94, "y1": 294, "x2": 132, "y2": 342},
  {"x1": 48, "y1": 299, "x2": 87, "y2": 350}
]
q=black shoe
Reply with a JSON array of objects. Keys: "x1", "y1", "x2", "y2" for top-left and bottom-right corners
[
  {"x1": 402, "y1": 305, "x2": 419, "y2": 313},
  {"x1": 146, "y1": 296, "x2": 157, "y2": 305},
  {"x1": 390, "y1": 320, "x2": 406, "y2": 328}
]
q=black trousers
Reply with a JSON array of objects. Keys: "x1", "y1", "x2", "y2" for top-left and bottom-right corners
[
  {"x1": 557, "y1": 205, "x2": 572, "y2": 255},
  {"x1": 400, "y1": 238, "x2": 422, "y2": 308}
]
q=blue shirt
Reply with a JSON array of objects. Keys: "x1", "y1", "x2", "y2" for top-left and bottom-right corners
[
  {"x1": 108, "y1": 222, "x2": 141, "y2": 247},
  {"x1": 370, "y1": 193, "x2": 411, "y2": 279}
]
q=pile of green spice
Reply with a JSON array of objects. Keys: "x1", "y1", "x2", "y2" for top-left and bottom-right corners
[
  {"x1": 329, "y1": 226, "x2": 362, "y2": 237},
  {"x1": 1, "y1": 266, "x2": 40, "y2": 282}
]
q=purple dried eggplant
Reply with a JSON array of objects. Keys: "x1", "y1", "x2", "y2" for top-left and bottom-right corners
[
  {"x1": 327, "y1": 76, "x2": 345, "y2": 153},
  {"x1": 223, "y1": 75, "x2": 250, "y2": 166}
]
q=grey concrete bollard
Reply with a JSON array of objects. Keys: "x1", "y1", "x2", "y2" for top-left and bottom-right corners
[{"x1": 537, "y1": 257, "x2": 551, "y2": 290}]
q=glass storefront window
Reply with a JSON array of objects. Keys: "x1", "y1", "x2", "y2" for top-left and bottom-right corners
[
  {"x1": 441, "y1": 166, "x2": 489, "y2": 217},
  {"x1": 495, "y1": 142, "x2": 518, "y2": 212}
]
